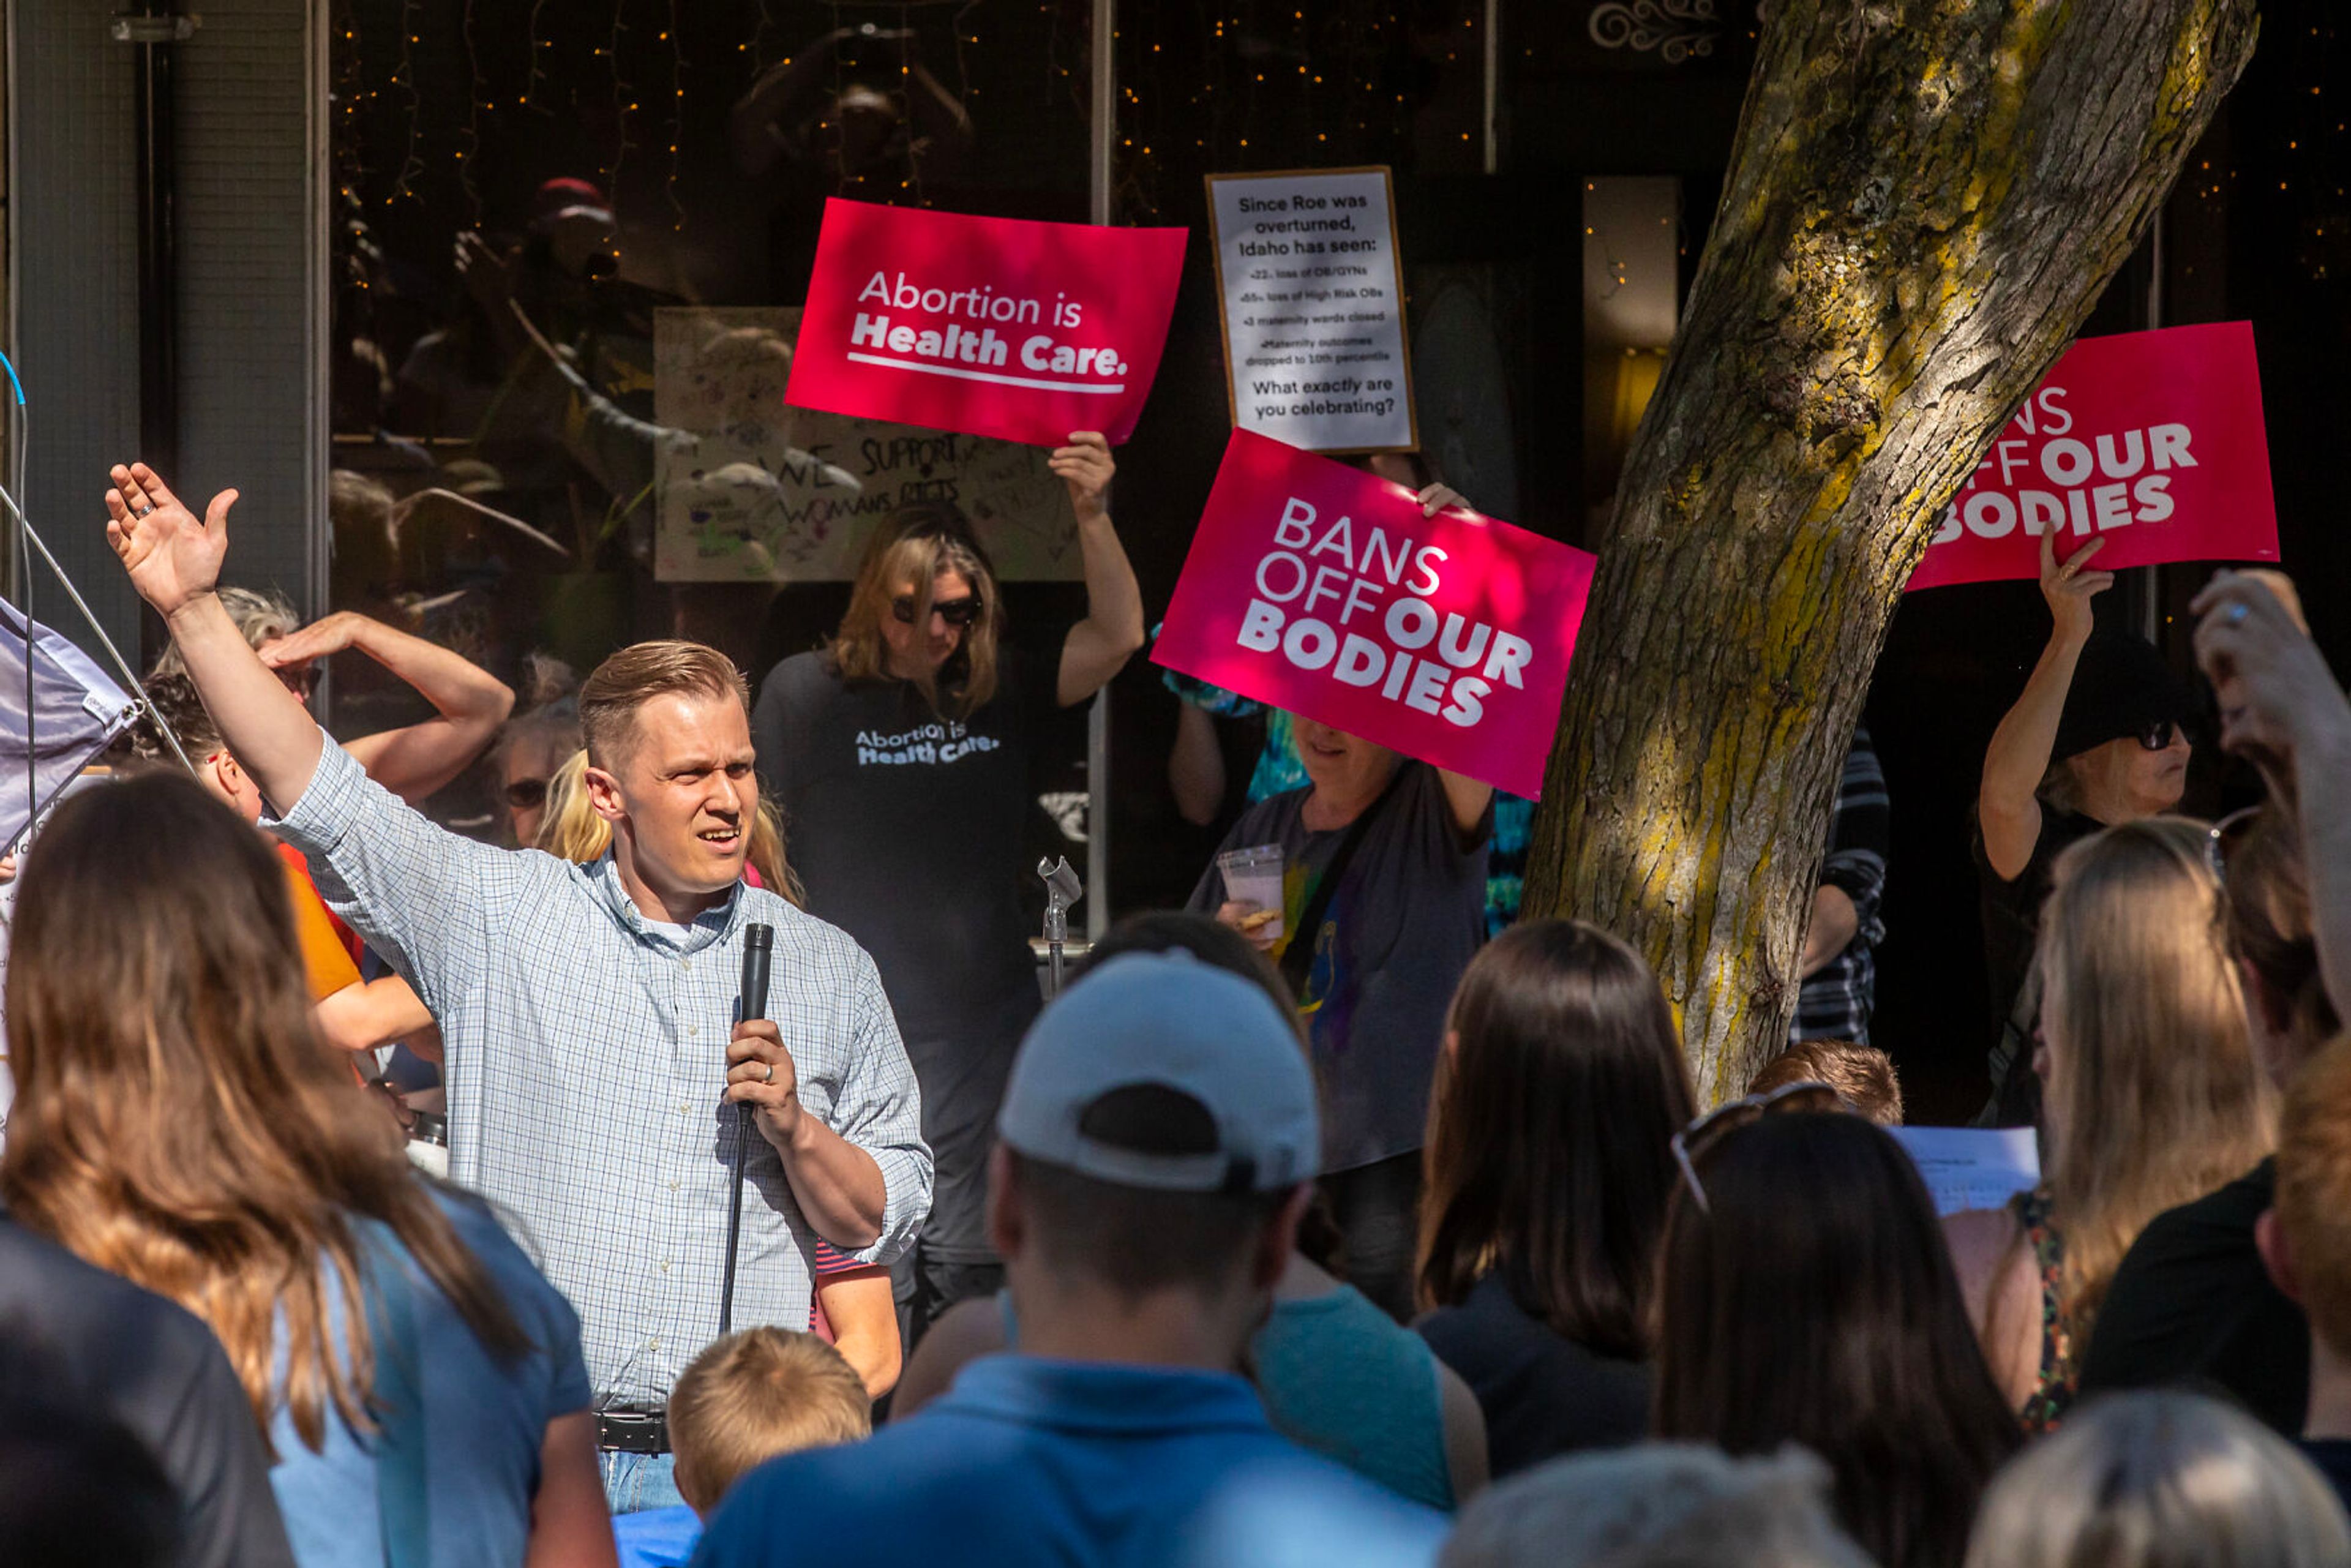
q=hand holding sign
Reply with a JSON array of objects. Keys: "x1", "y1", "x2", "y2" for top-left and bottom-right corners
[
  {"x1": 1155, "y1": 432, "x2": 1594, "y2": 798},
  {"x1": 1048, "y1": 432, "x2": 1115, "y2": 523},
  {"x1": 2040, "y1": 530, "x2": 2113, "y2": 643}
]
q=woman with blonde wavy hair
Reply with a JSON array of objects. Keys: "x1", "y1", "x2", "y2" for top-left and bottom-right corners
[
  {"x1": 1, "y1": 771, "x2": 616, "y2": 1567},
  {"x1": 1946, "y1": 817, "x2": 2276, "y2": 1431}
]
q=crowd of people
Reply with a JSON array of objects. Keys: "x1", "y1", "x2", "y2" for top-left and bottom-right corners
[{"x1": 0, "y1": 430, "x2": 2346, "y2": 1568}]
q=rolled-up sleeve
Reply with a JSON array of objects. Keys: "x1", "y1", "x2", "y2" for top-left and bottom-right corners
[
  {"x1": 831, "y1": 957, "x2": 932, "y2": 1267},
  {"x1": 259, "y1": 731, "x2": 506, "y2": 1015}
]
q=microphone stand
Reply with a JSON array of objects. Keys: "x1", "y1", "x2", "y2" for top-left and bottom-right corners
[
  {"x1": 1038, "y1": 855, "x2": 1083, "y2": 999},
  {"x1": 721, "y1": 923, "x2": 774, "y2": 1337}
]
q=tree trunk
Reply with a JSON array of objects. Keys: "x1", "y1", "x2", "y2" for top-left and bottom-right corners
[{"x1": 1521, "y1": 0, "x2": 2259, "y2": 1104}]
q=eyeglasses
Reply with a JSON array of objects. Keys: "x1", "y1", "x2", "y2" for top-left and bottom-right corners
[
  {"x1": 504, "y1": 777, "x2": 549, "y2": 811},
  {"x1": 892, "y1": 594, "x2": 981, "y2": 629},
  {"x1": 2136, "y1": 718, "x2": 2180, "y2": 752},
  {"x1": 2205, "y1": 804, "x2": 2262, "y2": 881},
  {"x1": 1668, "y1": 1079, "x2": 1844, "y2": 1216}
]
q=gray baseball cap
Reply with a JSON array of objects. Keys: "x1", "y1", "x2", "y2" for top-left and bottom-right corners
[{"x1": 997, "y1": 951, "x2": 1319, "y2": 1193}]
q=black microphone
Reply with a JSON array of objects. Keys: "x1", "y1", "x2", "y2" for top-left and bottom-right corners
[
  {"x1": 740, "y1": 923, "x2": 773, "y2": 1019},
  {"x1": 720, "y1": 923, "x2": 775, "y2": 1336}
]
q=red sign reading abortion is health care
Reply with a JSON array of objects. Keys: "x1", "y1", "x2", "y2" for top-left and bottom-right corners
[
  {"x1": 1908, "y1": 322, "x2": 2277, "y2": 591},
  {"x1": 1155, "y1": 430, "x2": 1596, "y2": 798},
  {"x1": 784, "y1": 199, "x2": 1188, "y2": 448}
]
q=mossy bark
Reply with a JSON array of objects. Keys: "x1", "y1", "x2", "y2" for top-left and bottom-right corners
[{"x1": 1521, "y1": 0, "x2": 2260, "y2": 1103}]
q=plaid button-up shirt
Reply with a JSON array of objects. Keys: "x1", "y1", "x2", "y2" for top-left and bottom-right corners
[{"x1": 267, "y1": 737, "x2": 931, "y2": 1405}]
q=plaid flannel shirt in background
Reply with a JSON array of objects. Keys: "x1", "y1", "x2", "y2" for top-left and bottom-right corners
[
  {"x1": 1793, "y1": 725, "x2": 1891, "y2": 1046},
  {"x1": 266, "y1": 737, "x2": 931, "y2": 1406}
]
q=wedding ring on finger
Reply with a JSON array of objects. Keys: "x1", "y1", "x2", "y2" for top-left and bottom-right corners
[
  {"x1": 2227, "y1": 602, "x2": 2251, "y2": 625},
  {"x1": 136, "y1": 504, "x2": 154, "y2": 517},
  {"x1": 763, "y1": 1061, "x2": 775, "y2": 1084}
]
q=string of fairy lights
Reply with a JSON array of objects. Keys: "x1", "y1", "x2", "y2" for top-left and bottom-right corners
[{"x1": 327, "y1": 0, "x2": 2344, "y2": 288}]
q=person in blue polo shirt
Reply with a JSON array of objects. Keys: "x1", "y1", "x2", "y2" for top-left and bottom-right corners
[{"x1": 692, "y1": 951, "x2": 1449, "y2": 1568}]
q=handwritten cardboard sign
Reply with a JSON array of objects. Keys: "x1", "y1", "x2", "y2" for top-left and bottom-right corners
[
  {"x1": 1155, "y1": 430, "x2": 1595, "y2": 798},
  {"x1": 783, "y1": 200, "x2": 1188, "y2": 448},
  {"x1": 1205, "y1": 167, "x2": 1417, "y2": 453},
  {"x1": 1909, "y1": 323, "x2": 2278, "y2": 591},
  {"x1": 652, "y1": 307, "x2": 1079, "y2": 583}
]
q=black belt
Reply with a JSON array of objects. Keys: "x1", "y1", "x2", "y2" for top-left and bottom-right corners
[{"x1": 597, "y1": 1408, "x2": 670, "y2": 1454}]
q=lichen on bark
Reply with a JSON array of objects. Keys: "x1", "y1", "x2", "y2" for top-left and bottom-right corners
[{"x1": 1523, "y1": 0, "x2": 2260, "y2": 1102}]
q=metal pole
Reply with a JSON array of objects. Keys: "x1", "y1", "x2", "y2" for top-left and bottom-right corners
[
  {"x1": 114, "y1": 11, "x2": 195, "y2": 479},
  {"x1": 1085, "y1": 0, "x2": 1116, "y2": 938},
  {"x1": 1481, "y1": 0, "x2": 1500, "y2": 176},
  {"x1": 2139, "y1": 216, "x2": 2164, "y2": 645}
]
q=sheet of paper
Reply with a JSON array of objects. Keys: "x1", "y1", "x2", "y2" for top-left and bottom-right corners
[
  {"x1": 1205, "y1": 167, "x2": 1416, "y2": 453},
  {"x1": 1889, "y1": 1125, "x2": 2041, "y2": 1217}
]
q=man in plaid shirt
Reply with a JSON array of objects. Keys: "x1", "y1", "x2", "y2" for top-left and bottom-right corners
[
  {"x1": 1792, "y1": 724, "x2": 1891, "y2": 1045},
  {"x1": 103, "y1": 462, "x2": 931, "y2": 1488}
]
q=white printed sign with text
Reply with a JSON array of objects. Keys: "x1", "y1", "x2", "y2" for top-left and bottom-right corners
[{"x1": 1205, "y1": 167, "x2": 1417, "y2": 454}]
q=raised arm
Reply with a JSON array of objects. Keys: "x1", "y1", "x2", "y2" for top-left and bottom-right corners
[
  {"x1": 2193, "y1": 571, "x2": 2351, "y2": 1022},
  {"x1": 1979, "y1": 530, "x2": 2112, "y2": 881},
  {"x1": 1437, "y1": 770, "x2": 1494, "y2": 841},
  {"x1": 258, "y1": 613, "x2": 516, "y2": 805},
  {"x1": 105, "y1": 464, "x2": 325, "y2": 811},
  {"x1": 108, "y1": 461, "x2": 505, "y2": 1007},
  {"x1": 1169, "y1": 703, "x2": 1230, "y2": 827},
  {"x1": 1051, "y1": 432, "x2": 1146, "y2": 707}
]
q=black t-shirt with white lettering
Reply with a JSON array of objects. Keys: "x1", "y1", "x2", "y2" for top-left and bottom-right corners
[{"x1": 752, "y1": 647, "x2": 1065, "y2": 1258}]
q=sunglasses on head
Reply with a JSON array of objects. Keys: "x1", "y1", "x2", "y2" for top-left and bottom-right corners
[
  {"x1": 2204, "y1": 803, "x2": 2262, "y2": 881},
  {"x1": 504, "y1": 777, "x2": 549, "y2": 811},
  {"x1": 893, "y1": 594, "x2": 981, "y2": 629},
  {"x1": 1669, "y1": 1079, "x2": 1845, "y2": 1216}
]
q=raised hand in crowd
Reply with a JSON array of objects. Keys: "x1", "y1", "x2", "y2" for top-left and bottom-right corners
[
  {"x1": 105, "y1": 463, "x2": 328, "y2": 811},
  {"x1": 258, "y1": 609, "x2": 516, "y2": 804},
  {"x1": 1978, "y1": 530, "x2": 2111, "y2": 880},
  {"x1": 2194, "y1": 569, "x2": 2351, "y2": 1021},
  {"x1": 1047, "y1": 430, "x2": 1147, "y2": 707}
]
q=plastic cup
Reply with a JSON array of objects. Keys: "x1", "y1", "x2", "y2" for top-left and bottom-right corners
[{"x1": 1217, "y1": 844, "x2": 1286, "y2": 943}]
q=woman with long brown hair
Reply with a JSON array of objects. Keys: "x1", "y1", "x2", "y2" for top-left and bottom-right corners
[
  {"x1": 1947, "y1": 816, "x2": 2277, "y2": 1431},
  {"x1": 750, "y1": 434, "x2": 1143, "y2": 1340},
  {"x1": 1414, "y1": 919, "x2": 1695, "y2": 1477},
  {"x1": 1, "y1": 772, "x2": 615, "y2": 1567},
  {"x1": 1656, "y1": 1106, "x2": 2023, "y2": 1568}
]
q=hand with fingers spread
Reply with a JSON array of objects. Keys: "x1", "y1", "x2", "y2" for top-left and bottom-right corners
[
  {"x1": 2039, "y1": 527, "x2": 2113, "y2": 646},
  {"x1": 1048, "y1": 431, "x2": 1116, "y2": 523},
  {"x1": 104, "y1": 463, "x2": 238, "y2": 621},
  {"x1": 726, "y1": 1018, "x2": 805, "y2": 1150}
]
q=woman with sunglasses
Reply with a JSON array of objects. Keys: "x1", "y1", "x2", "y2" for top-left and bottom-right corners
[
  {"x1": 1655, "y1": 1100, "x2": 2020, "y2": 1568},
  {"x1": 1946, "y1": 818, "x2": 2275, "y2": 1433},
  {"x1": 749, "y1": 432, "x2": 1144, "y2": 1340},
  {"x1": 1415, "y1": 921, "x2": 1693, "y2": 1478},
  {"x1": 1976, "y1": 530, "x2": 2195, "y2": 1123}
]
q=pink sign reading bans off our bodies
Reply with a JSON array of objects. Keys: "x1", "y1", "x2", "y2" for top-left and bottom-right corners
[
  {"x1": 1908, "y1": 322, "x2": 2278, "y2": 591},
  {"x1": 784, "y1": 199, "x2": 1188, "y2": 449},
  {"x1": 1155, "y1": 430, "x2": 1596, "y2": 798}
]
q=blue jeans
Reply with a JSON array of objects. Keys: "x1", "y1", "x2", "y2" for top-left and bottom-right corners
[{"x1": 603, "y1": 1449, "x2": 686, "y2": 1515}]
